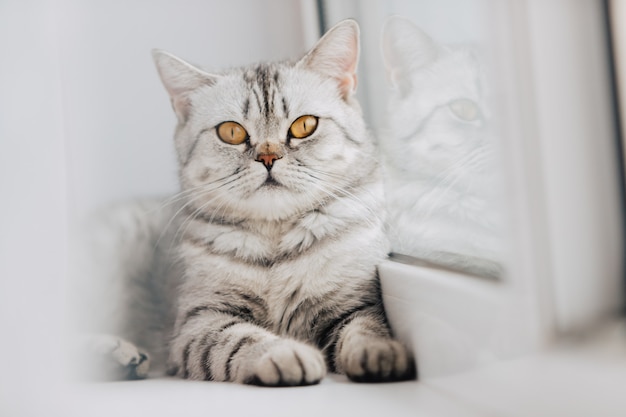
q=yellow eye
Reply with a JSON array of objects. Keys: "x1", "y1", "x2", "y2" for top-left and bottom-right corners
[
  {"x1": 289, "y1": 115, "x2": 318, "y2": 139},
  {"x1": 216, "y1": 121, "x2": 248, "y2": 145},
  {"x1": 449, "y1": 99, "x2": 481, "y2": 122}
]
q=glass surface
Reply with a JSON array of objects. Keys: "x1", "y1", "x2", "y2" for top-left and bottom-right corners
[{"x1": 324, "y1": 0, "x2": 508, "y2": 278}]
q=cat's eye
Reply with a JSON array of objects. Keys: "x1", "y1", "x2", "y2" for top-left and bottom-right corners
[
  {"x1": 289, "y1": 115, "x2": 318, "y2": 139},
  {"x1": 216, "y1": 121, "x2": 248, "y2": 145},
  {"x1": 449, "y1": 99, "x2": 481, "y2": 122}
]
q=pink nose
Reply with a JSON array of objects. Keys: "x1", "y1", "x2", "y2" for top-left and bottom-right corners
[{"x1": 256, "y1": 153, "x2": 281, "y2": 170}]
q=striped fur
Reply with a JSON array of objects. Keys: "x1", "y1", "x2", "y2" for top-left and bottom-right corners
[{"x1": 149, "y1": 20, "x2": 415, "y2": 385}]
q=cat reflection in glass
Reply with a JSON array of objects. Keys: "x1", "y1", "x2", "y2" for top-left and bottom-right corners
[
  {"x1": 381, "y1": 17, "x2": 506, "y2": 278},
  {"x1": 71, "y1": 20, "x2": 416, "y2": 385}
]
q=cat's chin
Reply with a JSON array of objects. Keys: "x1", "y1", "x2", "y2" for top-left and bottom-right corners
[
  {"x1": 239, "y1": 190, "x2": 315, "y2": 222},
  {"x1": 259, "y1": 176, "x2": 282, "y2": 189}
]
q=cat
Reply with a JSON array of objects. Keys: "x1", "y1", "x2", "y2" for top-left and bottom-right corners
[
  {"x1": 380, "y1": 17, "x2": 506, "y2": 279},
  {"x1": 69, "y1": 19, "x2": 416, "y2": 386}
]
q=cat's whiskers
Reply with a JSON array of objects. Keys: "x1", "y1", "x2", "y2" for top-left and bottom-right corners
[
  {"x1": 422, "y1": 147, "x2": 486, "y2": 196},
  {"x1": 439, "y1": 149, "x2": 490, "y2": 194},
  {"x1": 147, "y1": 185, "x2": 211, "y2": 213},
  {"x1": 416, "y1": 148, "x2": 490, "y2": 219},
  {"x1": 208, "y1": 178, "x2": 247, "y2": 225},
  {"x1": 301, "y1": 174, "x2": 381, "y2": 229},
  {"x1": 280, "y1": 171, "x2": 335, "y2": 215},
  {"x1": 161, "y1": 192, "x2": 223, "y2": 252},
  {"x1": 148, "y1": 171, "x2": 244, "y2": 214},
  {"x1": 174, "y1": 195, "x2": 226, "y2": 245},
  {"x1": 305, "y1": 165, "x2": 383, "y2": 201},
  {"x1": 156, "y1": 172, "x2": 248, "y2": 250},
  {"x1": 172, "y1": 172, "x2": 249, "y2": 243},
  {"x1": 153, "y1": 190, "x2": 219, "y2": 251},
  {"x1": 303, "y1": 168, "x2": 384, "y2": 224}
]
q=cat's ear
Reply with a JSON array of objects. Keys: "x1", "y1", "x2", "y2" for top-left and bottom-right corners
[
  {"x1": 382, "y1": 16, "x2": 437, "y2": 89},
  {"x1": 152, "y1": 49, "x2": 218, "y2": 123},
  {"x1": 298, "y1": 19, "x2": 360, "y2": 99}
]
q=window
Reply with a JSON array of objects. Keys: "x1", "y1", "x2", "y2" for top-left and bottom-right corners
[
  {"x1": 322, "y1": 1, "x2": 509, "y2": 280},
  {"x1": 321, "y1": 0, "x2": 624, "y2": 377}
]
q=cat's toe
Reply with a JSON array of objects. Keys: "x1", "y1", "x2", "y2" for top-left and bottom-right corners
[
  {"x1": 342, "y1": 338, "x2": 416, "y2": 383},
  {"x1": 246, "y1": 340, "x2": 326, "y2": 386},
  {"x1": 126, "y1": 351, "x2": 150, "y2": 380}
]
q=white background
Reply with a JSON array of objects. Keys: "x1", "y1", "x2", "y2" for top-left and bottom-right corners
[{"x1": 57, "y1": 0, "x2": 311, "y2": 218}]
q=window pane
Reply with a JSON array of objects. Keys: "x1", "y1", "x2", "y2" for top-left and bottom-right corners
[{"x1": 325, "y1": 0, "x2": 509, "y2": 279}]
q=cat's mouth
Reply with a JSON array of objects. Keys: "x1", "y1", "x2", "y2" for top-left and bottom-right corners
[{"x1": 261, "y1": 175, "x2": 282, "y2": 188}]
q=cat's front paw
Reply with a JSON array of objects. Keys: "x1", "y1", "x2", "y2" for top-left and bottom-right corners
[
  {"x1": 76, "y1": 334, "x2": 150, "y2": 380},
  {"x1": 245, "y1": 339, "x2": 326, "y2": 387},
  {"x1": 340, "y1": 336, "x2": 416, "y2": 383}
]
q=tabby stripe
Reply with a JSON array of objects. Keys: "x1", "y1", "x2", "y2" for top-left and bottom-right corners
[
  {"x1": 283, "y1": 289, "x2": 341, "y2": 334},
  {"x1": 262, "y1": 86, "x2": 270, "y2": 117},
  {"x1": 185, "y1": 128, "x2": 210, "y2": 166},
  {"x1": 282, "y1": 97, "x2": 289, "y2": 118},
  {"x1": 224, "y1": 336, "x2": 255, "y2": 381},
  {"x1": 277, "y1": 289, "x2": 300, "y2": 329},
  {"x1": 239, "y1": 291, "x2": 268, "y2": 312},
  {"x1": 252, "y1": 88, "x2": 262, "y2": 114},
  {"x1": 201, "y1": 319, "x2": 243, "y2": 380},
  {"x1": 316, "y1": 302, "x2": 378, "y2": 352},
  {"x1": 182, "y1": 305, "x2": 255, "y2": 329},
  {"x1": 256, "y1": 65, "x2": 271, "y2": 117},
  {"x1": 284, "y1": 298, "x2": 313, "y2": 334},
  {"x1": 327, "y1": 116, "x2": 361, "y2": 145},
  {"x1": 213, "y1": 288, "x2": 269, "y2": 315},
  {"x1": 269, "y1": 86, "x2": 275, "y2": 115},
  {"x1": 181, "y1": 337, "x2": 196, "y2": 379},
  {"x1": 242, "y1": 97, "x2": 250, "y2": 119},
  {"x1": 185, "y1": 208, "x2": 243, "y2": 227},
  {"x1": 200, "y1": 332, "x2": 215, "y2": 381},
  {"x1": 309, "y1": 306, "x2": 337, "y2": 331},
  {"x1": 184, "y1": 237, "x2": 274, "y2": 268}
]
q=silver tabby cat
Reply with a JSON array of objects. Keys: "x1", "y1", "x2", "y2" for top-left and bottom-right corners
[{"x1": 71, "y1": 19, "x2": 415, "y2": 386}]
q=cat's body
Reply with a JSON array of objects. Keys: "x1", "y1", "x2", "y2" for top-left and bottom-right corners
[
  {"x1": 380, "y1": 17, "x2": 505, "y2": 278},
  {"x1": 69, "y1": 199, "x2": 181, "y2": 378},
  {"x1": 71, "y1": 20, "x2": 415, "y2": 385}
]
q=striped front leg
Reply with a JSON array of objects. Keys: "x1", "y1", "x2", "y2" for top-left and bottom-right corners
[
  {"x1": 320, "y1": 304, "x2": 417, "y2": 382},
  {"x1": 169, "y1": 310, "x2": 326, "y2": 386}
]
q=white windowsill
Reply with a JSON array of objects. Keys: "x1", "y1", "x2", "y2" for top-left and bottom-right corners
[
  {"x1": 379, "y1": 258, "x2": 543, "y2": 379},
  {"x1": 8, "y1": 259, "x2": 622, "y2": 417},
  {"x1": 426, "y1": 319, "x2": 626, "y2": 417},
  {"x1": 29, "y1": 320, "x2": 622, "y2": 417}
]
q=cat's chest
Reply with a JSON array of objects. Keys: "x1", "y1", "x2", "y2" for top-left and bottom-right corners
[{"x1": 202, "y1": 211, "x2": 342, "y2": 262}]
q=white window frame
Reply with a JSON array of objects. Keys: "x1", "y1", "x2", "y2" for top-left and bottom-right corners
[{"x1": 320, "y1": 0, "x2": 624, "y2": 378}]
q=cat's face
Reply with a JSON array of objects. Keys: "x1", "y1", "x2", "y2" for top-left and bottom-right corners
[
  {"x1": 154, "y1": 21, "x2": 375, "y2": 221},
  {"x1": 382, "y1": 17, "x2": 491, "y2": 190},
  {"x1": 381, "y1": 17, "x2": 505, "y2": 271}
]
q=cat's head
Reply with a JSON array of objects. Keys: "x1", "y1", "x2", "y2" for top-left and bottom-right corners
[
  {"x1": 153, "y1": 20, "x2": 377, "y2": 222},
  {"x1": 381, "y1": 16, "x2": 490, "y2": 183}
]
